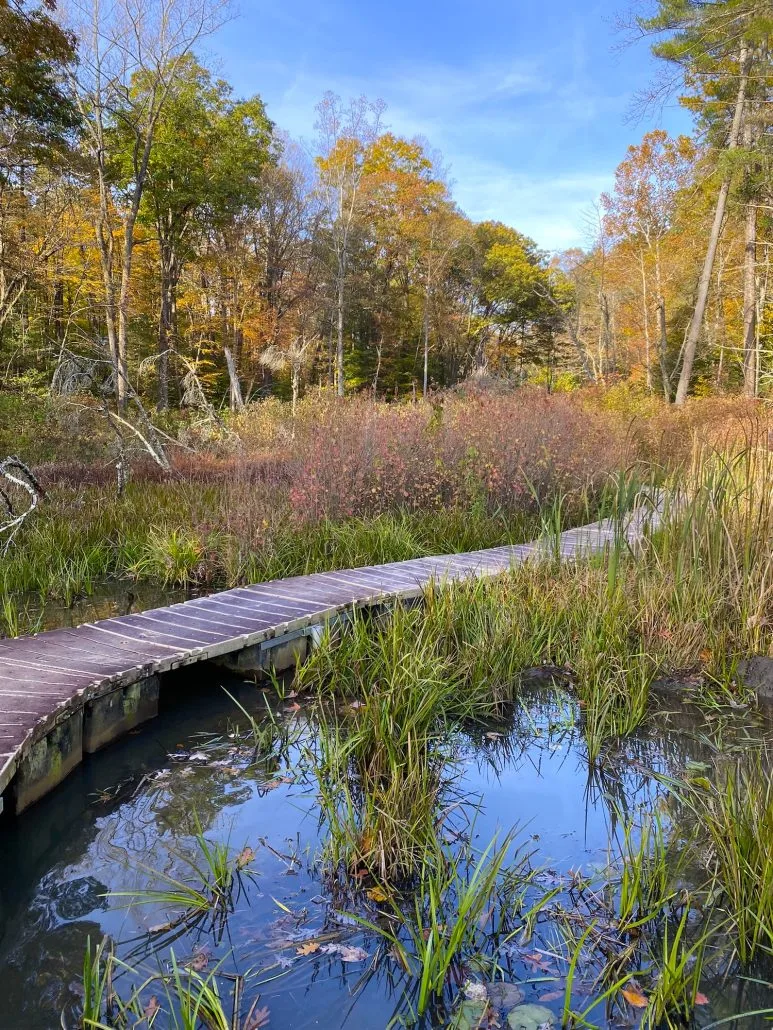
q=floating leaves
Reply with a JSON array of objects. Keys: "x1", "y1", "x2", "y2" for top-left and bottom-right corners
[
  {"x1": 320, "y1": 943, "x2": 368, "y2": 962},
  {"x1": 621, "y1": 986, "x2": 648, "y2": 1009},
  {"x1": 144, "y1": 995, "x2": 160, "y2": 1021},
  {"x1": 486, "y1": 982, "x2": 525, "y2": 1009},
  {"x1": 295, "y1": 941, "x2": 320, "y2": 956},
  {"x1": 236, "y1": 846, "x2": 255, "y2": 869},
  {"x1": 243, "y1": 1001, "x2": 270, "y2": 1029},
  {"x1": 506, "y1": 1003, "x2": 556, "y2": 1030}
]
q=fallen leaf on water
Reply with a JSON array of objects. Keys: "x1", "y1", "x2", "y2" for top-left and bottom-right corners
[
  {"x1": 144, "y1": 995, "x2": 160, "y2": 1020},
  {"x1": 284, "y1": 702, "x2": 302, "y2": 712},
  {"x1": 148, "y1": 922, "x2": 173, "y2": 934},
  {"x1": 296, "y1": 941, "x2": 320, "y2": 956},
  {"x1": 522, "y1": 952, "x2": 555, "y2": 974},
  {"x1": 321, "y1": 943, "x2": 368, "y2": 962},
  {"x1": 243, "y1": 1001, "x2": 270, "y2": 1029},
  {"x1": 485, "y1": 731, "x2": 502, "y2": 739},
  {"x1": 187, "y1": 947, "x2": 210, "y2": 971},
  {"x1": 621, "y1": 987, "x2": 648, "y2": 1009},
  {"x1": 366, "y1": 886, "x2": 388, "y2": 903},
  {"x1": 488, "y1": 982, "x2": 524, "y2": 1008},
  {"x1": 538, "y1": 991, "x2": 564, "y2": 1002},
  {"x1": 694, "y1": 993, "x2": 710, "y2": 1006},
  {"x1": 237, "y1": 846, "x2": 255, "y2": 868}
]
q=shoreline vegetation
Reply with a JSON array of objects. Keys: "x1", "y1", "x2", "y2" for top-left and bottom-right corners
[{"x1": 1, "y1": 388, "x2": 769, "y2": 635}]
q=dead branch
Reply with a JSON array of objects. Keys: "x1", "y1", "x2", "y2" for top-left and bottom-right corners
[{"x1": 0, "y1": 457, "x2": 44, "y2": 552}]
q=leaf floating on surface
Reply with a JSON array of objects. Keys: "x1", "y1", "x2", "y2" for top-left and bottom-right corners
[{"x1": 621, "y1": 987, "x2": 649, "y2": 1008}]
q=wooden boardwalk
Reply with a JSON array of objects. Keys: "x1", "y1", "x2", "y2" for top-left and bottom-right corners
[{"x1": 0, "y1": 507, "x2": 657, "y2": 814}]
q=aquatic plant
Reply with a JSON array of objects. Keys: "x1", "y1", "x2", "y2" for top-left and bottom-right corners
[
  {"x1": 355, "y1": 833, "x2": 522, "y2": 1019},
  {"x1": 108, "y1": 813, "x2": 256, "y2": 936},
  {"x1": 690, "y1": 764, "x2": 773, "y2": 964},
  {"x1": 76, "y1": 936, "x2": 115, "y2": 1029}
]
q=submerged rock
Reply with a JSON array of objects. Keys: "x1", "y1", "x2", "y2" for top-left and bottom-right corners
[
  {"x1": 507, "y1": 1003, "x2": 557, "y2": 1030},
  {"x1": 487, "y1": 981, "x2": 525, "y2": 1010},
  {"x1": 456, "y1": 998, "x2": 489, "y2": 1030}
]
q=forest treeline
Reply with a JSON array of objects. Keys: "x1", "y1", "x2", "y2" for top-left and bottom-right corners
[{"x1": 0, "y1": 0, "x2": 771, "y2": 420}]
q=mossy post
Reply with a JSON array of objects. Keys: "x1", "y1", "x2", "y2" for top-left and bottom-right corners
[
  {"x1": 83, "y1": 676, "x2": 161, "y2": 753},
  {"x1": 12, "y1": 713, "x2": 83, "y2": 814}
]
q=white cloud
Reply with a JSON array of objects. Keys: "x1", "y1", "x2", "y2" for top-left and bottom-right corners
[{"x1": 450, "y1": 162, "x2": 613, "y2": 251}]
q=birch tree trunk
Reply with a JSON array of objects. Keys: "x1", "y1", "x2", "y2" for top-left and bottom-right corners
[
  {"x1": 638, "y1": 250, "x2": 652, "y2": 391},
  {"x1": 654, "y1": 242, "x2": 671, "y2": 402},
  {"x1": 674, "y1": 45, "x2": 749, "y2": 405},
  {"x1": 742, "y1": 199, "x2": 758, "y2": 397},
  {"x1": 742, "y1": 114, "x2": 758, "y2": 398},
  {"x1": 336, "y1": 251, "x2": 345, "y2": 397}
]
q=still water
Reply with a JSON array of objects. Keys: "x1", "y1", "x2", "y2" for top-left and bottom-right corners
[{"x1": 0, "y1": 669, "x2": 771, "y2": 1029}]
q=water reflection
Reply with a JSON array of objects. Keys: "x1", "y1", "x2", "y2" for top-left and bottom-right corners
[{"x1": 0, "y1": 677, "x2": 771, "y2": 1029}]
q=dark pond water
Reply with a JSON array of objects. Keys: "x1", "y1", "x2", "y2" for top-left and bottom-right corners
[
  {"x1": 0, "y1": 669, "x2": 771, "y2": 1030},
  {"x1": 23, "y1": 581, "x2": 191, "y2": 634}
]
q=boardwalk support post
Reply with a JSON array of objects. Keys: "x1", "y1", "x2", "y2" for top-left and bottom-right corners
[
  {"x1": 83, "y1": 676, "x2": 161, "y2": 753},
  {"x1": 12, "y1": 712, "x2": 83, "y2": 814},
  {"x1": 213, "y1": 630, "x2": 308, "y2": 676}
]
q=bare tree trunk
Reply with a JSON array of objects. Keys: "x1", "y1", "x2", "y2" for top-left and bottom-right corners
[
  {"x1": 291, "y1": 361, "x2": 299, "y2": 438},
  {"x1": 336, "y1": 256, "x2": 345, "y2": 397},
  {"x1": 639, "y1": 250, "x2": 652, "y2": 392},
  {"x1": 742, "y1": 201, "x2": 757, "y2": 397},
  {"x1": 95, "y1": 202, "x2": 120, "y2": 393},
  {"x1": 599, "y1": 291, "x2": 613, "y2": 376},
  {"x1": 157, "y1": 242, "x2": 175, "y2": 410},
  {"x1": 675, "y1": 45, "x2": 749, "y2": 405},
  {"x1": 742, "y1": 124, "x2": 758, "y2": 398},
  {"x1": 422, "y1": 290, "x2": 430, "y2": 397},
  {"x1": 756, "y1": 244, "x2": 769, "y2": 397},
  {"x1": 653, "y1": 242, "x2": 670, "y2": 401},
  {"x1": 224, "y1": 345, "x2": 244, "y2": 410},
  {"x1": 656, "y1": 299, "x2": 671, "y2": 402},
  {"x1": 326, "y1": 312, "x2": 334, "y2": 387},
  {"x1": 373, "y1": 332, "x2": 383, "y2": 396}
]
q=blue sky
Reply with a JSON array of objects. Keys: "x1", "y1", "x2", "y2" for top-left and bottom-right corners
[{"x1": 210, "y1": 0, "x2": 692, "y2": 252}]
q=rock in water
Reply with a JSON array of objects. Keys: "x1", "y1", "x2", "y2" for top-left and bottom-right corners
[
  {"x1": 507, "y1": 1003, "x2": 557, "y2": 1030},
  {"x1": 487, "y1": 982, "x2": 526, "y2": 1010}
]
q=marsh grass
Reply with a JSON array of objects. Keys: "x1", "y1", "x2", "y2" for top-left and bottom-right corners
[
  {"x1": 74, "y1": 937, "x2": 115, "y2": 1029},
  {"x1": 353, "y1": 832, "x2": 528, "y2": 1019},
  {"x1": 616, "y1": 814, "x2": 682, "y2": 934},
  {"x1": 302, "y1": 607, "x2": 464, "y2": 880},
  {"x1": 644, "y1": 908, "x2": 710, "y2": 1029},
  {"x1": 109, "y1": 813, "x2": 257, "y2": 940},
  {"x1": 70, "y1": 943, "x2": 254, "y2": 1030},
  {"x1": 295, "y1": 444, "x2": 773, "y2": 883},
  {"x1": 1, "y1": 485, "x2": 541, "y2": 630},
  {"x1": 689, "y1": 764, "x2": 773, "y2": 964}
]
